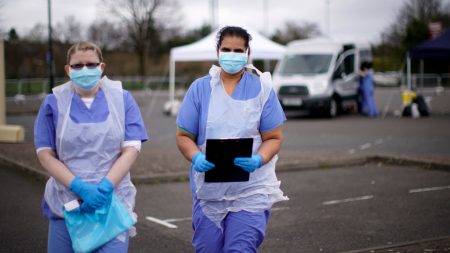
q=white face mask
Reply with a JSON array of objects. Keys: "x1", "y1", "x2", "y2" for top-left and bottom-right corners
[
  {"x1": 70, "y1": 66, "x2": 102, "y2": 90},
  {"x1": 218, "y1": 51, "x2": 248, "y2": 74}
]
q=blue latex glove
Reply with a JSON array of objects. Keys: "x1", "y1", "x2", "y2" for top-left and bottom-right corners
[
  {"x1": 98, "y1": 178, "x2": 114, "y2": 205},
  {"x1": 69, "y1": 177, "x2": 107, "y2": 213},
  {"x1": 192, "y1": 151, "x2": 215, "y2": 172},
  {"x1": 234, "y1": 154, "x2": 263, "y2": 173}
]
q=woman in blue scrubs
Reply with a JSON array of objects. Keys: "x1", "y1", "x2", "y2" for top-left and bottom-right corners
[
  {"x1": 34, "y1": 41, "x2": 148, "y2": 252},
  {"x1": 359, "y1": 61, "x2": 378, "y2": 117},
  {"x1": 176, "y1": 26, "x2": 288, "y2": 252}
]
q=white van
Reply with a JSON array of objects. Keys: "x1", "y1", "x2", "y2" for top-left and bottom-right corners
[{"x1": 273, "y1": 38, "x2": 372, "y2": 117}]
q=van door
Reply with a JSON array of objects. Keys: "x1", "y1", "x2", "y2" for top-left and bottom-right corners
[{"x1": 332, "y1": 50, "x2": 358, "y2": 98}]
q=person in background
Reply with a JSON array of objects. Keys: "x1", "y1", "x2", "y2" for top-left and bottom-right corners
[
  {"x1": 34, "y1": 41, "x2": 148, "y2": 252},
  {"x1": 176, "y1": 26, "x2": 288, "y2": 252},
  {"x1": 358, "y1": 61, "x2": 378, "y2": 117}
]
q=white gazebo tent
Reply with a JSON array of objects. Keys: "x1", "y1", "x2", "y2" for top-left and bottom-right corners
[{"x1": 165, "y1": 27, "x2": 286, "y2": 115}]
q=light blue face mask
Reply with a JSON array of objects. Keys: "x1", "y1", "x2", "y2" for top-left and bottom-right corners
[
  {"x1": 70, "y1": 66, "x2": 102, "y2": 91},
  {"x1": 218, "y1": 51, "x2": 248, "y2": 74}
]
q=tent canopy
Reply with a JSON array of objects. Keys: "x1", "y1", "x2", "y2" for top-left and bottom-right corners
[
  {"x1": 409, "y1": 29, "x2": 450, "y2": 59},
  {"x1": 170, "y1": 27, "x2": 286, "y2": 62}
]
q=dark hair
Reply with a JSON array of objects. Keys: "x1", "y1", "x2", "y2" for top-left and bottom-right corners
[
  {"x1": 360, "y1": 61, "x2": 373, "y2": 70},
  {"x1": 216, "y1": 26, "x2": 252, "y2": 53}
]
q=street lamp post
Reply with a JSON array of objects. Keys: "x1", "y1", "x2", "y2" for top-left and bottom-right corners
[
  {"x1": 210, "y1": 0, "x2": 218, "y2": 30},
  {"x1": 47, "y1": 0, "x2": 54, "y2": 92},
  {"x1": 325, "y1": 0, "x2": 330, "y2": 37}
]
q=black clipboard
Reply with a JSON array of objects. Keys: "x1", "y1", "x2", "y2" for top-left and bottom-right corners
[{"x1": 205, "y1": 138, "x2": 253, "y2": 183}]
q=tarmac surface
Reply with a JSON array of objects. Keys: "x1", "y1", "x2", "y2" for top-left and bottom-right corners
[{"x1": 1, "y1": 86, "x2": 450, "y2": 252}]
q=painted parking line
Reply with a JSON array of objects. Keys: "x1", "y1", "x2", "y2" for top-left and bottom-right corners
[
  {"x1": 322, "y1": 195, "x2": 374, "y2": 206},
  {"x1": 146, "y1": 206, "x2": 290, "y2": 229},
  {"x1": 381, "y1": 90, "x2": 395, "y2": 118},
  {"x1": 373, "y1": 138, "x2": 384, "y2": 145},
  {"x1": 145, "y1": 216, "x2": 179, "y2": 229},
  {"x1": 409, "y1": 185, "x2": 450, "y2": 193},
  {"x1": 164, "y1": 217, "x2": 192, "y2": 223},
  {"x1": 359, "y1": 143, "x2": 372, "y2": 150},
  {"x1": 272, "y1": 206, "x2": 290, "y2": 211},
  {"x1": 348, "y1": 136, "x2": 391, "y2": 154}
]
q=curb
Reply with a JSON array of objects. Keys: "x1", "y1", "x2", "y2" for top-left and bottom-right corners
[
  {"x1": 0, "y1": 153, "x2": 48, "y2": 181},
  {"x1": 341, "y1": 235, "x2": 450, "y2": 253},
  {"x1": 1, "y1": 153, "x2": 449, "y2": 185},
  {"x1": 367, "y1": 154, "x2": 450, "y2": 173}
]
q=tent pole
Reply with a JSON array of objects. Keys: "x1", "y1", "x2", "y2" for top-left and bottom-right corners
[
  {"x1": 169, "y1": 59, "x2": 175, "y2": 105},
  {"x1": 419, "y1": 59, "x2": 424, "y2": 90},
  {"x1": 407, "y1": 54, "x2": 411, "y2": 92}
]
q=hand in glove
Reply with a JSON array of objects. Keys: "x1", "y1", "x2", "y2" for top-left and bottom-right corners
[
  {"x1": 98, "y1": 177, "x2": 114, "y2": 205},
  {"x1": 69, "y1": 177, "x2": 107, "y2": 213},
  {"x1": 192, "y1": 152, "x2": 215, "y2": 172},
  {"x1": 234, "y1": 154, "x2": 263, "y2": 173}
]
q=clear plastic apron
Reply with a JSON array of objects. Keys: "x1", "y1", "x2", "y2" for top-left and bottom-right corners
[
  {"x1": 194, "y1": 65, "x2": 288, "y2": 228},
  {"x1": 44, "y1": 77, "x2": 137, "y2": 233}
]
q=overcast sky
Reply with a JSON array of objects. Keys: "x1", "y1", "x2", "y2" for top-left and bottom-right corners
[{"x1": 1, "y1": 0, "x2": 445, "y2": 44}]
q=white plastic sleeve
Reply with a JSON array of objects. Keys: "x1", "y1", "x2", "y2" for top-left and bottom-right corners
[{"x1": 121, "y1": 140, "x2": 142, "y2": 152}]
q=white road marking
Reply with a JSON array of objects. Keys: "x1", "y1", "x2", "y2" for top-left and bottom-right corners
[
  {"x1": 409, "y1": 185, "x2": 450, "y2": 193},
  {"x1": 382, "y1": 90, "x2": 395, "y2": 118},
  {"x1": 145, "y1": 216, "x2": 178, "y2": 228},
  {"x1": 272, "y1": 206, "x2": 290, "y2": 211},
  {"x1": 349, "y1": 137, "x2": 389, "y2": 154},
  {"x1": 164, "y1": 217, "x2": 192, "y2": 223},
  {"x1": 359, "y1": 143, "x2": 372, "y2": 150},
  {"x1": 373, "y1": 138, "x2": 384, "y2": 145},
  {"x1": 322, "y1": 195, "x2": 374, "y2": 205}
]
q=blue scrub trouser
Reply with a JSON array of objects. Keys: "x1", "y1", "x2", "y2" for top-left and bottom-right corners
[
  {"x1": 48, "y1": 218, "x2": 129, "y2": 253},
  {"x1": 362, "y1": 89, "x2": 378, "y2": 117},
  {"x1": 192, "y1": 204, "x2": 270, "y2": 253}
]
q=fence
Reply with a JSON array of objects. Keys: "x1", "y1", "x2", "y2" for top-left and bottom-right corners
[
  {"x1": 4, "y1": 76, "x2": 190, "y2": 97},
  {"x1": 6, "y1": 73, "x2": 449, "y2": 97},
  {"x1": 399, "y1": 73, "x2": 450, "y2": 90}
]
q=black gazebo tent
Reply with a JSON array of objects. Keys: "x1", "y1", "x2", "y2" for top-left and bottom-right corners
[
  {"x1": 406, "y1": 29, "x2": 450, "y2": 90},
  {"x1": 409, "y1": 28, "x2": 450, "y2": 59}
]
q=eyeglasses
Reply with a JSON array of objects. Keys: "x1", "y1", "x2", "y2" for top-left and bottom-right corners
[{"x1": 69, "y1": 63, "x2": 101, "y2": 70}]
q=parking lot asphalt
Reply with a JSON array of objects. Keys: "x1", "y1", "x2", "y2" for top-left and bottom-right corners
[
  {"x1": 2, "y1": 161, "x2": 449, "y2": 252},
  {"x1": 1, "y1": 86, "x2": 450, "y2": 252}
]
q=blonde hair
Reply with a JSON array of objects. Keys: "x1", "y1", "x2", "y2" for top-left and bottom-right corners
[{"x1": 66, "y1": 41, "x2": 103, "y2": 64}]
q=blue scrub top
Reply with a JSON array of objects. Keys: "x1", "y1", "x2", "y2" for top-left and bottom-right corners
[
  {"x1": 176, "y1": 71, "x2": 286, "y2": 146},
  {"x1": 34, "y1": 88, "x2": 148, "y2": 151},
  {"x1": 361, "y1": 70, "x2": 375, "y2": 92}
]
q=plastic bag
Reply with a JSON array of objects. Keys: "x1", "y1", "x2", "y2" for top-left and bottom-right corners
[{"x1": 64, "y1": 194, "x2": 136, "y2": 253}]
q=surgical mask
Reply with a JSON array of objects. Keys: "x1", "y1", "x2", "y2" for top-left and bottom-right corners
[
  {"x1": 69, "y1": 66, "x2": 102, "y2": 91},
  {"x1": 218, "y1": 51, "x2": 248, "y2": 74}
]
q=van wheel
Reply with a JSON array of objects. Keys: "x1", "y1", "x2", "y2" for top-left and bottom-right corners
[{"x1": 324, "y1": 98, "x2": 338, "y2": 118}]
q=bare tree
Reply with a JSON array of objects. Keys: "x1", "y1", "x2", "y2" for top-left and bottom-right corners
[
  {"x1": 102, "y1": 0, "x2": 181, "y2": 77},
  {"x1": 24, "y1": 23, "x2": 48, "y2": 43},
  {"x1": 383, "y1": 0, "x2": 450, "y2": 46},
  {"x1": 54, "y1": 16, "x2": 84, "y2": 44},
  {"x1": 271, "y1": 21, "x2": 321, "y2": 45},
  {"x1": 88, "y1": 20, "x2": 126, "y2": 51}
]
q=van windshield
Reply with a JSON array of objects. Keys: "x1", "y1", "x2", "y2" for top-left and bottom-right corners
[{"x1": 277, "y1": 54, "x2": 332, "y2": 75}]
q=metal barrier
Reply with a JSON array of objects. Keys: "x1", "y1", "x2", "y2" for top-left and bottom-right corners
[
  {"x1": 4, "y1": 76, "x2": 190, "y2": 97},
  {"x1": 400, "y1": 73, "x2": 449, "y2": 89},
  {"x1": 412, "y1": 73, "x2": 442, "y2": 89}
]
